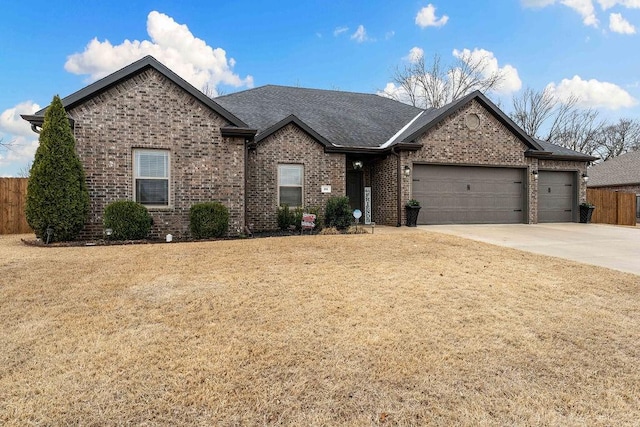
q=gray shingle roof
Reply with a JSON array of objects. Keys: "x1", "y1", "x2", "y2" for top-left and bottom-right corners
[
  {"x1": 534, "y1": 139, "x2": 596, "y2": 161},
  {"x1": 216, "y1": 85, "x2": 422, "y2": 148},
  {"x1": 587, "y1": 150, "x2": 640, "y2": 187}
]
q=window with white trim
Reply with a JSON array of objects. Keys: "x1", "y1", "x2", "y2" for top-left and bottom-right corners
[
  {"x1": 278, "y1": 164, "x2": 303, "y2": 207},
  {"x1": 134, "y1": 149, "x2": 169, "y2": 206}
]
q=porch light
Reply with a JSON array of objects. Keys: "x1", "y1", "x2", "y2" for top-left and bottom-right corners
[
  {"x1": 581, "y1": 173, "x2": 589, "y2": 183},
  {"x1": 403, "y1": 165, "x2": 411, "y2": 177},
  {"x1": 352, "y1": 160, "x2": 363, "y2": 170},
  {"x1": 532, "y1": 170, "x2": 538, "y2": 179}
]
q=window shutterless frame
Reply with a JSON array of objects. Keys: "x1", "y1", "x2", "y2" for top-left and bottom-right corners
[
  {"x1": 278, "y1": 164, "x2": 304, "y2": 207},
  {"x1": 133, "y1": 149, "x2": 170, "y2": 206}
]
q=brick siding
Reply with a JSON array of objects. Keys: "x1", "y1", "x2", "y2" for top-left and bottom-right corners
[
  {"x1": 69, "y1": 68, "x2": 246, "y2": 240},
  {"x1": 246, "y1": 123, "x2": 345, "y2": 231},
  {"x1": 371, "y1": 99, "x2": 588, "y2": 225}
]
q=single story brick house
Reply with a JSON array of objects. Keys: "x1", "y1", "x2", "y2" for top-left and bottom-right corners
[
  {"x1": 23, "y1": 56, "x2": 596, "y2": 239},
  {"x1": 587, "y1": 150, "x2": 640, "y2": 219}
]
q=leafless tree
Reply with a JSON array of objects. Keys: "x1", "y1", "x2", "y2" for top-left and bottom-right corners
[
  {"x1": 17, "y1": 162, "x2": 32, "y2": 178},
  {"x1": 597, "y1": 118, "x2": 640, "y2": 160},
  {"x1": 385, "y1": 52, "x2": 505, "y2": 109},
  {"x1": 552, "y1": 109, "x2": 603, "y2": 157},
  {"x1": 510, "y1": 87, "x2": 578, "y2": 140}
]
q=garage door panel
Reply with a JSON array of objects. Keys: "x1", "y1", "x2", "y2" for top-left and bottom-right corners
[
  {"x1": 412, "y1": 165, "x2": 525, "y2": 224},
  {"x1": 538, "y1": 171, "x2": 575, "y2": 223}
]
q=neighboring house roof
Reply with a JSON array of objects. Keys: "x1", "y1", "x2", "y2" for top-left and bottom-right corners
[
  {"x1": 587, "y1": 150, "x2": 640, "y2": 187},
  {"x1": 216, "y1": 85, "x2": 423, "y2": 148},
  {"x1": 22, "y1": 55, "x2": 252, "y2": 132}
]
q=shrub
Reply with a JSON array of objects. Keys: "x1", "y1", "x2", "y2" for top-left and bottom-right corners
[
  {"x1": 278, "y1": 205, "x2": 322, "y2": 231},
  {"x1": 277, "y1": 204, "x2": 294, "y2": 230},
  {"x1": 324, "y1": 196, "x2": 352, "y2": 230},
  {"x1": 25, "y1": 95, "x2": 90, "y2": 242},
  {"x1": 190, "y1": 202, "x2": 229, "y2": 239},
  {"x1": 103, "y1": 201, "x2": 152, "y2": 240}
]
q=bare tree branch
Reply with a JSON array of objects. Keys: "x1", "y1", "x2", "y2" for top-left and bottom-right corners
[
  {"x1": 384, "y1": 52, "x2": 505, "y2": 109},
  {"x1": 597, "y1": 118, "x2": 640, "y2": 160}
]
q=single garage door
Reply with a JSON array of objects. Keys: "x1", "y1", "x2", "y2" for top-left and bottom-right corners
[
  {"x1": 538, "y1": 171, "x2": 575, "y2": 222},
  {"x1": 412, "y1": 165, "x2": 525, "y2": 224}
]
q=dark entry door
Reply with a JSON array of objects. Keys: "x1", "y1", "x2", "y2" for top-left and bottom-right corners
[{"x1": 346, "y1": 171, "x2": 363, "y2": 211}]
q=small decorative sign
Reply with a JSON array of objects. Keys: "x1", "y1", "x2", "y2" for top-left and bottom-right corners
[
  {"x1": 321, "y1": 185, "x2": 331, "y2": 193},
  {"x1": 353, "y1": 209, "x2": 362, "y2": 220},
  {"x1": 364, "y1": 187, "x2": 372, "y2": 224},
  {"x1": 301, "y1": 213, "x2": 316, "y2": 231}
]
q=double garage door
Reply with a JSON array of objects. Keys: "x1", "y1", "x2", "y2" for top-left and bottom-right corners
[{"x1": 411, "y1": 165, "x2": 576, "y2": 224}]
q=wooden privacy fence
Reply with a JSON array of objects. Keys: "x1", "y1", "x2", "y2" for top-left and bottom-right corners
[
  {"x1": 587, "y1": 188, "x2": 636, "y2": 226},
  {"x1": 0, "y1": 178, "x2": 32, "y2": 234}
]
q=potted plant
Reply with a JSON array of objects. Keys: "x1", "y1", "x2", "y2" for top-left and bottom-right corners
[
  {"x1": 405, "y1": 199, "x2": 421, "y2": 227},
  {"x1": 579, "y1": 202, "x2": 595, "y2": 223}
]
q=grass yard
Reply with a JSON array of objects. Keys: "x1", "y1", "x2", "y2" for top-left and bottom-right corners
[{"x1": 1, "y1": 228, "x2": 639, "y2": 426}]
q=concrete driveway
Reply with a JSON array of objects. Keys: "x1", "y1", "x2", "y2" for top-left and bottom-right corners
[{"x1": 421, "y1": 223, "x2": 640, "y2": 276}]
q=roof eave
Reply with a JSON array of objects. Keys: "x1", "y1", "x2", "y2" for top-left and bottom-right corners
[
  {"x1": 29, "y1": 56, "x2": 248, "y2": 128},
  {"x1": 220, "y1": 127, "x2": 257, "y2": 139},
  {"x1": 255, "y1": 114, "x2": 332, "y2": 147},
  {"x1": 526, "y1": 149, "x2": 599, "y2": 162},
  {"x1": 399, "y1": 91, "x2": 544, "y2": 152}
]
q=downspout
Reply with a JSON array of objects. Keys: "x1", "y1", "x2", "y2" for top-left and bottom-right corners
[
  {"x1": 391, "y1": 147, "x2": 402, "y2": 227},
  {"x1": 244, "y1": 139, "x2": 253, "y2": 236}
]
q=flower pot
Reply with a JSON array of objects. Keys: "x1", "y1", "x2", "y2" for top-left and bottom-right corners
[
  {"x1": 579, "y1": 205, "x2": 595, "y2": 223},
  {"x1": 405, "y1": 205, "x2": 421, "y2": 227}
]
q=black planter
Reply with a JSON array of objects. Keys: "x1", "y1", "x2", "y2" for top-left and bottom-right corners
[
  {"x1": 579, "y1": 205, "x2": 595, "y2": 223},
  {"x1": 405, "y1": 205, "x2": 421, "y2": 227}
]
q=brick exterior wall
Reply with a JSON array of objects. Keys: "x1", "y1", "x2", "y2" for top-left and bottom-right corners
[
  {"x1": 371, "y1": 155, "x2": 399, "y2": 226},
  {"x1": 246, "y1": 123, "x2": 345, "y2": 231},
  {"x1": 68, "y1": 68, "x2": 246, "y2": 240},
  {"x1": 371, "y1": 99, "x2": 588, "y2": 225}
]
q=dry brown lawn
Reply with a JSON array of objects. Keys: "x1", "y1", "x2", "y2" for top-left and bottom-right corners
[{"x1": 1, "y1": 228, "x2": 638, "y2": 426}]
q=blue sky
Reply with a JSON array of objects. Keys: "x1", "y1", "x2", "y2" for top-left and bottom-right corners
[{"x1": 2, "y1": 0, "x2": 640, "y2": 176}]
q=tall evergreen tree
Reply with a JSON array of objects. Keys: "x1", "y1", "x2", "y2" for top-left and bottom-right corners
[{"x1": 25, "y1": 95, "x2": 89, "y2": 242}]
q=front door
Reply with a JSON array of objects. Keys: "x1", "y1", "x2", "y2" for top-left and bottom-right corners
[{"x1": 346, "y1": 171, "x2": 363, "y2": 211}]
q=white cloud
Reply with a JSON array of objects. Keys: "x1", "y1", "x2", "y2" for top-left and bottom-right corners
[
  {"x1": 598, "y1": 0, "x2": 640, "y2": 9},
  {"x1": 546, "y1": 75, "x2": 638, "y2": 109},
  {"x1": 405, "y1": 47, "x2": 424, "y2": 63},
  {"x1": 0, "y1": 101, "x2": 40, "y2": 137},
  {"x1": 415, "y1": 4, "x2": 449, "y2": 28},
  {"x1": 0, "y1": 101, "x2": 41, "y2": 176},
  {"x1": 609, "y1": 12, "x2": 636, "y2": 33},
  {"x1": 333, "y1": 26, "x2": 349, "y2": 36},
  {"x1": 64, "y1": 11, "x2": 253, "y2": 96},
  {"x1": 562, "y1": 0, "x2": 599, "y2": 26},
  {"x1": 522, "y1": 0, "x2": 599, "y2": 27},
  {"x1": 378, "y1": 48, "x2": 521, "y2": 107},
  {"x1": 385, "y1": 30, "x2": 396, "y2": 40},
  {"x1": 452, "y1": 48, "x2": 522, "y2": 94},
  {"x1": 350, "y1": 25, "x2": 368, "y2": 42},
  {"x1": 522, "y1": 0, "x2": 557, "y2": 7}
]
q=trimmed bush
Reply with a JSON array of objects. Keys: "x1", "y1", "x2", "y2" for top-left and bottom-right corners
[
  {"x1": 103, "y1": 201, "x2": 152, "y2": 240},
  {"x1": 277, "y1": 204, "x2": 294, "y2": 230},
  {"x1": 25, "y1": 95, "x2": 90, "y2": 242},
  {"x1": 190, "y1": 202, "x2": 229, "y2": 239},
  {"x1": 324, "y1": 196, "x2": 352, "y2": 230},
  {"x1": 277, "y1": 205, "x2": 322, "y2": 231}
]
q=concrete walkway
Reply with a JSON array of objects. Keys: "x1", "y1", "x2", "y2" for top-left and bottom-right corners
[{"x1": 421, "y1": 223, "x2": 640, "y2": 276}]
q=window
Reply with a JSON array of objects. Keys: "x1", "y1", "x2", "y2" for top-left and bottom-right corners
[
  {"x1": 278, "y1": 164, "x2": 303, "y2": 207},
  {"x1": 134, "y1": 149, "x2": 169, "y2": 206},
  {"x1": 636, "y1": 194, "x2": 640, "y2": 219}
]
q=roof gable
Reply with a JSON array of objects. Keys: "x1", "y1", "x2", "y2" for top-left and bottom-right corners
[
  {"x1": 394, "y1": 91, "x2": 544, "y2": 152},
  {"x1": 23, "y1": 56, "x2": 248, "y2": 129}
]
